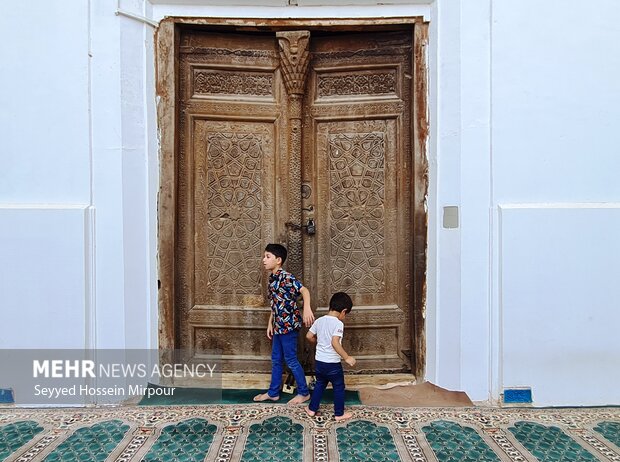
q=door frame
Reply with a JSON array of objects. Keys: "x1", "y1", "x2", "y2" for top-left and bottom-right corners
[{"x1": 155, "y1": 16, "x2": 429, "y2": 380}]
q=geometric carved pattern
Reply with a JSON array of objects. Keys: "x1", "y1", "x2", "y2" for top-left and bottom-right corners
[
  {"x1": 329, "y1": 132, "x2": 386, "y2": 293},
  {"x1": 509, "y1": 421, "x2": 599, "y2": 462},
  {"x1": 203, "y1": 132, "x2": 263, "y2": 296},
  {"x1": 422, "y1": 421, "x2": 501, "y2": 462},
  {"x1": 318, "y1": 71, "x2": 396, "y2": 97},
  {"x1": 194, "y1": 70, "x2": 273, "y2": 97}
]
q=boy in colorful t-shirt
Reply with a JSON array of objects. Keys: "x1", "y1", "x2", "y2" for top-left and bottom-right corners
[{"x1": 254, "y1": 243, "x2": 314, "y2": 405}]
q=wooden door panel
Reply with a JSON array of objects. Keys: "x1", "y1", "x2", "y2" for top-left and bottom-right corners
[
  {"x1": 178, "y1": 31, "x2": 284, "y2": 372},
  {"x1": 314, "y1": 120, "x2": 407, "y2": 370},
  {"x1": 193, "y1": 120, "x2": 274, "y2": 307},
  {"x1": 315, "y1": 120, "x2": 397, "y2": 302},
  {"x1": 190, "y1": 120, "x2": 276, "y2": 368},
  {"x1": 304, "y1": 31, "x2": 413, "y2": 372}
]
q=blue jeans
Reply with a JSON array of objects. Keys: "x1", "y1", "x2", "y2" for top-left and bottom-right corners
[
  {"x1": 268, "y1": 331, "x2": 309, "y2": 398},
  {"x1": 308, "y1": 360, "x2": 345, "y2": 416}
]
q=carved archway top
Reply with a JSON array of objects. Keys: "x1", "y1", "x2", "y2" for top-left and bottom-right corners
[{"x1": 276, "y1": 30, "x2": 311, "y2": 95}]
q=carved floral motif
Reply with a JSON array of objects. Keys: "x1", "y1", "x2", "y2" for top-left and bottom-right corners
[
  {"x1": 318, "y1": 72, "x2": 396, "y2": 97},
  {"x1": 193, "y1": 70, "x2": 273, "y2": 97},
  {"x1": 276, "y1": 31, "x2": 311, "y2": 96},
  {"x1": 180, "y1": 47, "x2": 275, "y2": 58}
]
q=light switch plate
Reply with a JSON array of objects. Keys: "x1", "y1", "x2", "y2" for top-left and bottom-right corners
[{"x1": 443, "y1": 206, "x2": 459, "y2": 229}]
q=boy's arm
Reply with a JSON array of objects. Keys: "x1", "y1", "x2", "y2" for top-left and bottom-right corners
[
  {"x1": 331, "y1": 336, "x2": 356, "y2": 366},
  {"x1": 300, "y1": 286, "x2": 315, "y2": 327},
  {"x1": 306, "y1": 331, "x2": 317, "y2": 344},
  {"x1": 266, "y1": 312, "x2": 274, "y2": 339}
]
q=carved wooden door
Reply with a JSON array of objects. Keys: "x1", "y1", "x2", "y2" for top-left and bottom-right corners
[
  {"x1": 302, "y1": 31, "x2": 413, "y2": 372},
  {"x1": 177, "y1": 29, "x2": 413, "y2": 373},
  {"x1": 177, "y1": 31, "x2": 289, "y2": 372}
]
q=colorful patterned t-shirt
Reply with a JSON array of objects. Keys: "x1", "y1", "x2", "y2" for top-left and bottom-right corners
[{"x1": 269, "y1": 269, "x2": 303, "y2": 335}]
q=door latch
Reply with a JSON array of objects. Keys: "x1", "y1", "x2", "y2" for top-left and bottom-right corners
[{"x1": 285, "y1": 218, "x2": 316, "y2": 235}]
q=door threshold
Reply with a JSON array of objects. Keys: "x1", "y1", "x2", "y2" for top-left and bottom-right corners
[{"x1": 220, "y1": 372, "x2": 417, "y2": 391}]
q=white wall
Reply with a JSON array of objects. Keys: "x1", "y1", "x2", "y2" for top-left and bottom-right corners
[
  {"x1": 432, "y1": 0, "x2": 620, "y2": 405},
  {"x1": 0, "y1": 206, "x2": 92, "y2": 349},
  {"x1": 88, "y1": 0, "x2": 159, "y2": 351},
  {"x1": 0, "y1": 0, "x2": 158, "y2": 357},
  {"x1": 429, "y1": 0, "x2": 494, "y2": 402},
  {"x1": 490, "y1": 0, "x2": 620, "y2": 406},
  {"x1": 0, "y1": 2, "x2": 91, "y2": 205},
  {"x1": 0, "y1": 1, "x2": 93, "y2": 353},
  {"x1": 150, "y1": 3, "x2": 430, "y2": 21},
  {"x1": 492, "y1": 1, "x2": 620, "y2": 204},
  {"x1": 119, "y1": 0, "x2": 158, "y2": 350},
  {"x1": 500, "y1": 205, "x2": 620, "y2": 406}
]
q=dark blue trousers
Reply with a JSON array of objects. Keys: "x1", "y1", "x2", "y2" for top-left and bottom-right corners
[
  {"x1": 308, "y1": 360, "x2": 345, "y2": 416},
  {"x1": 267, "y1": 331, "x2": 309, "y2": 398}
]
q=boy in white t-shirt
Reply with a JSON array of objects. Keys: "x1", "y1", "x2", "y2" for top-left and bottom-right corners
[{"x1": 305, "y1": 292, "x2": 356, "y2": 421}]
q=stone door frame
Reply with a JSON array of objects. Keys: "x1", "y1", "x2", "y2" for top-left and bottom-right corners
[{"x1": 155, "y1": 16, "x2": 429, "y2": 380}]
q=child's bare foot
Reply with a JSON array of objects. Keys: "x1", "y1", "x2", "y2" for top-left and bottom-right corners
[
  {"x1": 334, "y1": 411, "x2": 353, "y2": 421},
  {"x1": 253, "y1": 393, "x2": 279, "y2": 402},
  {"x1": 304, "y1": 406, "x2": 317, "y2": 417},
  {"x1": 288, "y1": 394, "x2": 310, "y2": 405}
]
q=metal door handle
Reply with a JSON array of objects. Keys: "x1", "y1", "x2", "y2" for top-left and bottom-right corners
[{"x1": 285, "y1": 218, "x2": 316, "y2": 235}]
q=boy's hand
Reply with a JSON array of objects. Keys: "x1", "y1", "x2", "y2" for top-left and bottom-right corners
[
  {"x1": 345, "y1": 356, "x2": 356, "y2": 367},
  {"x1": 306, "y1": 331, "x2": 317, "y2": 344},
  {"x1": 303, "y1": 308, "x2": 315, "y2": 327},
  {"x1": 266, "y1": 324, "x2": 273, "y2": 340}
]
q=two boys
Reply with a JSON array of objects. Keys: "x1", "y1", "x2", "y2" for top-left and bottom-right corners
[{"x1": 254, "y1": 243, "x2": 355, "y2": 420}]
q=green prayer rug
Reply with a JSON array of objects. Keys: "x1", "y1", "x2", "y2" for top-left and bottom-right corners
[{"x1": 138, "y1": 383, "x2": 361, "y2": 405}]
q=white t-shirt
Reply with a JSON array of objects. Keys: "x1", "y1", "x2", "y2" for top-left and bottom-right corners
[{"x1": 309, "y1": 315, "x2": 344, "y2": 363}]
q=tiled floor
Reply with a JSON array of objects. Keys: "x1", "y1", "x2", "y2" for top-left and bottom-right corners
[{"x1": 0, "y1": 405, "x2": 619, "y2": 461}]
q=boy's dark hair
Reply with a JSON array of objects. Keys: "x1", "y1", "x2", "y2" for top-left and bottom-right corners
[
  {"x1": 329, "y1": 292, "x2": 353, "y2": 313},
  {"x1": 265, "y1": 243, "x2": 287, "y2": 264}
]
